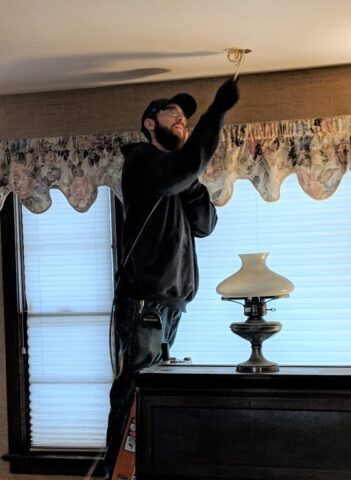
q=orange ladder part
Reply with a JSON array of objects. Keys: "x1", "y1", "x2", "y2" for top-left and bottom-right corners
[
  {"x1": 112, "y1": 397, "x2": 137, "y2": 480},
  {"x1": 112, "y1": 344, "x2": 175, "y2": 480}
]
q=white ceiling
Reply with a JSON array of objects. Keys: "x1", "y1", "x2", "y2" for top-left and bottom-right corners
[{"x1": 1, "y1": 0, "x2": 351, "y2": 96}]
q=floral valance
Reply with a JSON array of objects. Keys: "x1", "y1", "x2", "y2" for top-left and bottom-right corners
[{"x1": 0, "y1": 115, "x2": 350, "y2": 213}]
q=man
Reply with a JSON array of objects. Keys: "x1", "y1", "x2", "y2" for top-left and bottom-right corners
[{"x1": 104, "y1": 78, "x2": 239, "y2": 479}]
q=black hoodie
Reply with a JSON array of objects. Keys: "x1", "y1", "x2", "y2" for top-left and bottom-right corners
[{"x1": 118, "y1": 109, "x2": 222, "y2": 312}]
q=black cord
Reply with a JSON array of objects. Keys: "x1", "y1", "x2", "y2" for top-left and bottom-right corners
[{"x1": 109, "y1": 198, "x2": 162, "y2": 378}]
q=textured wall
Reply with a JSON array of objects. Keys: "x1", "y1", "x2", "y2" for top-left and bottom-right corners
[
  {"x1": 0, "y1": 65, "x2": 350, "y2": 479},
  {"x1": 0, "y1": 65, "x2": 350, "y2": 140}
]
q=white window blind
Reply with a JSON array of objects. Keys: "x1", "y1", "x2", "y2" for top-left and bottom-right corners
[
  {"x1": 173, "y1": 174, "x2": 351, "y2": 366},
  {"x1": 21, "y1": 175, "x2": 351, "y2": 450},
  {"x1": 22, "y1": 187, "x2": 114, "y2": 448}
]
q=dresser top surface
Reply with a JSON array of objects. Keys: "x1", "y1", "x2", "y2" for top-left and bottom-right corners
[
  {"x1": 136, "y1": 364, "x2": 351, "y2": 390},
  {"x1": 139, "y1": 364, "x2": 351, "y2": 377}
]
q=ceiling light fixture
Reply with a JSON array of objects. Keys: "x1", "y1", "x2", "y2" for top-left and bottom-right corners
[{"x1": 225, "y1": 47, "x2": 252, "y2": 80}]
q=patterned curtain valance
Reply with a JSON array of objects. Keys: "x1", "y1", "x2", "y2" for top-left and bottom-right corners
[
  {"x1": 0, "y1": 116, "x2": 350, "y2": 213},
  {"x1": 208, "y1": 115, "x2": 350, "y2": 205}
]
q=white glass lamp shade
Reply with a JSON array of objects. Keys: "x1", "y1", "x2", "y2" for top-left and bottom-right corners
[{"x1": 216, "y1": 253, "x2": 294, "y2": 298}]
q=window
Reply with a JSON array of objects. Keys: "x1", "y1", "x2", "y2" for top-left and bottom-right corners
[
  {"x1": 23, "y1": 187, "x2": 114, "y2": 449},
  {"x1": 2, "y1": 174, "x2": 351, "y2": 475},
  {"x1": 173, "y1": 174, "x2": 351, "y2": 366},
  {"x1": 2, "y1": 187, "x2": 120, "y2": 475}
]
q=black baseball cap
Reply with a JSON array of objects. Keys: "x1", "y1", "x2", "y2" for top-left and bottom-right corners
[{"x1": 141, "y1": 93, "x2": 197, "y2": 137}]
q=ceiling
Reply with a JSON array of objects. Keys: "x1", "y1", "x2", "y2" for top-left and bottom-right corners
[{"x1": 1, "y1": 0, "x2": 351, "y2": 96}]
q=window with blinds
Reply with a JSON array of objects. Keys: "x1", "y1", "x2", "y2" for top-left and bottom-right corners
[
  {"x1": 22, "y1": 187, "x2": 114, "y2": 448},
  {"x1": 20, "y1": 174, "x2": 351, "y2": 450},
  {"x1": 172, "y1": 174, "x2": 351, "y2": 366}
]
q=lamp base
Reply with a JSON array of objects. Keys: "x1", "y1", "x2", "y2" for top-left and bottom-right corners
[
  {"x1": 236, "y1": 361, "x2": 279, "y2": 374},
  {"x1": 230, "y1": 320, "x2": 282, "y2": 374}
]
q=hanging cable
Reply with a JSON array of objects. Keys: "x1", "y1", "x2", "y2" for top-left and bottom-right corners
[{"x1": 109, "y1": 197, "x2": 162, "y2": 378}]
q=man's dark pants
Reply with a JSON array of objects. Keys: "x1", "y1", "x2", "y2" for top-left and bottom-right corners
[{"x1": 104, "y1": 297, "x2": 181, "y2": 480}]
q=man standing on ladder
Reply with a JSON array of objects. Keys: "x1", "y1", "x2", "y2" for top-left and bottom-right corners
[{"x1": 104, "y1": 77, "x2": 240, "y2": 480}]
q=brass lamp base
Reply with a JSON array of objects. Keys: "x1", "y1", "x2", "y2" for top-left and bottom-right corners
[
  {"x1": 230, "y1": 320, "x2": 281, "y2": 373},
  {"x1": 224, "y1": 296, "x2": 283, "y2": 374}
]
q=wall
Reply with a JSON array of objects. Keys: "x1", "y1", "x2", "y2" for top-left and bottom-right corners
[
  {"x1": 1, "y1": 65, "x2": 350, "y2": 140},
  {"x1": 0, "y1": 65, "x2": 350, "y2": 480}
]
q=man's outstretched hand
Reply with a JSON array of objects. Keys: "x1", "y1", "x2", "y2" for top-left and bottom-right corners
[{"x1": 209, "y1": 78, "x2": 240, "y2": 117}]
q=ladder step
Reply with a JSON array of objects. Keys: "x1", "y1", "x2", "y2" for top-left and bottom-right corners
[{"x1": 112, "y1": 398, "x2": 136, "y2": 480}]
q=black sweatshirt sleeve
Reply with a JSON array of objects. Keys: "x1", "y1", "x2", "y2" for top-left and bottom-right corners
[
  {"x1": 126, "y1": 110, "x2": 224, "y2": 197},
  {"x1": 180, "y1": 180, "x2": 217, "y2": 237}
]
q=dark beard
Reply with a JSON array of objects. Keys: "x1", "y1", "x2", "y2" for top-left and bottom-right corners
[{"x1": 154, "y1": 122, "x2": 185, "y2": 151}]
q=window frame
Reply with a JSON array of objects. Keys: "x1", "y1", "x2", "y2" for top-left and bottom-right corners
[{"x1": 1, "y1": 192, "x2": 123, "y2": 476}]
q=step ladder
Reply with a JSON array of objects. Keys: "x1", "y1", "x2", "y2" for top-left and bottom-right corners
[
  {"x1": 112, "y1": 343, "x2": 191, "y2": 480},
  {"x1": 112, "y1": 397, "x2": 136, "y2": 480}
]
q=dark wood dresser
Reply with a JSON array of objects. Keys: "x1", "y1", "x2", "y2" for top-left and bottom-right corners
[{"x1": 135, "y1": 365, "x2": 351, "y2": 480}]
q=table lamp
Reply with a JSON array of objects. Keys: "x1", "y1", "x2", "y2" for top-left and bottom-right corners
[{"x1": 216, "y1": 252, "x2": 294, "y2": 373}]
